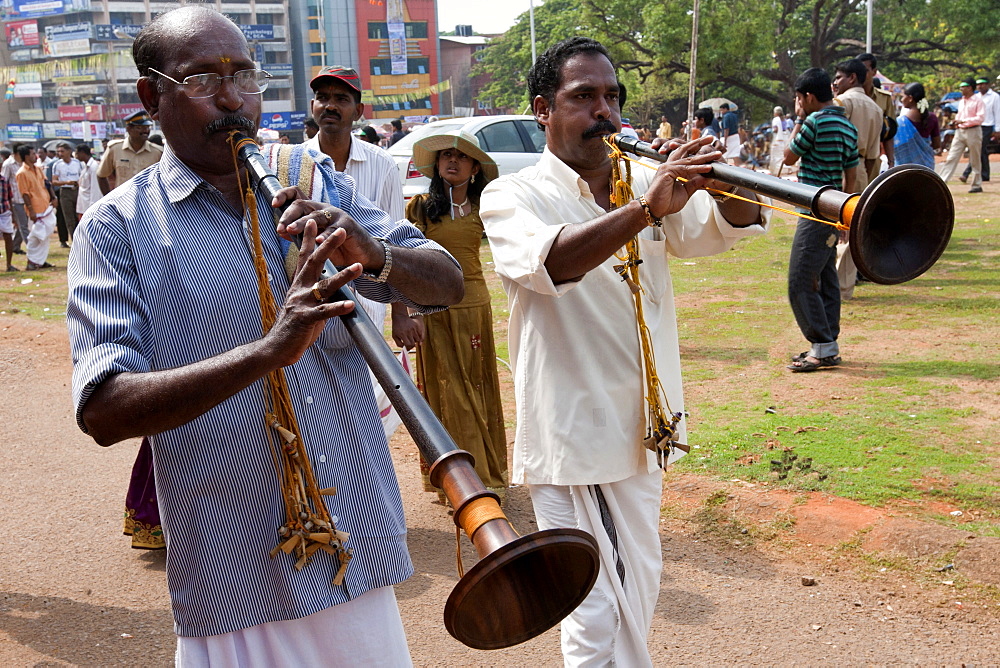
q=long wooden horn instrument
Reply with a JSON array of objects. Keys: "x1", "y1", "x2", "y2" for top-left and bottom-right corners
[
  {"x1": 231, "y1": 133, "x2": 600, "y2": 650},
  {"x1": 612, "y1": 134, "x2": 954, "y2": 284}
]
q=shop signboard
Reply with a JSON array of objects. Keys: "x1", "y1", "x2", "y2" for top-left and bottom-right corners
[
  {"x1": 260, "y1": 111, "x2": 306, "y2": 131},
  {"x1": 6, "y1": 0, "x2": 92, "y2": 20},
  {"x1": 6, "y1": 123, "x2": 41, "y2": 139},
  {"x1": 6, "y1": 19, "x2": 39, "y2": 47},
  {"x1": 14, "y1": 81, "x2": 42, "y2": 97},
  {"x1": 45, "y1": 36, "x2": 90, "y2": 56},
  {"x1": 58, "y1": 105, "x2": 104, "y2": 122},
  {"x1": 266, "y1": 63, "x2": 294, "y2": 77},
  {"x1": 239, "y1": 24, "x2": 274, "y2": 40},
  {"x1": 94, "y1": 24, "x2": 141, "y2": 41}
]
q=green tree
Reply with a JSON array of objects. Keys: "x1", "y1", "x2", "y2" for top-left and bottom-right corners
[
  {"x1": 473, "y1": 0, "x2": 1000, "y2": 125},
  {"x1": 474, "y1": 0, "x2": 587, "y2": 113}
]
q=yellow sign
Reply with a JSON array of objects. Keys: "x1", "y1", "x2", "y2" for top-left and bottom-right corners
[
  {"x1": 371, "y1": 73, "x2": 430, "y2": 94},
  {"x1": 361, "y1": 78, "x2": 451, "y2": 105}
]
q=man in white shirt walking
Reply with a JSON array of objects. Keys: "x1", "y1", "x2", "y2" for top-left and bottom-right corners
[
  {"x1": 305, "y1": 64, "x2": 409, "y2": 431},
  {"x1": 938, "y1": 78, "x2": 985, "y2": 193},
  {"x1": 50, "y1": 141, "x2": 82, "y2": 241},
  {"x1": 305, "y1": 66, "x2": 403, "y2": 228},
  {"x1": 481, "y1": 36, "x2": 767, "y2": 667},
  {"x1": 962, "y1": 76, "x2": 1000, "y2": 184},
  {"x1": 304, "y1": 65, "x2": 405, "y2": 331},
  {"x1": 770, "y1": 105, "x2": 789, "y2": 176},
  {"x1": 1, "y1": 147, "x2": 29, "y2": 256},
  {"x1": 74, "y1": 144, "x2": 102, "y2": 220}
]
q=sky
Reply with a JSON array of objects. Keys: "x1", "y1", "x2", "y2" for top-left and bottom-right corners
[{"x1": 436, "y1": 1, "x2": 538, "y2": 35}]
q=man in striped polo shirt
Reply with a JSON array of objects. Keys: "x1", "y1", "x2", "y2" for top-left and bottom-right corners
[{"x1": 782, "y1": 67, "x2": 859, "y2": 372}]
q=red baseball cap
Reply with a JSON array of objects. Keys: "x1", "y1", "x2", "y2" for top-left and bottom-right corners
[{"x1": 310, "y1": 66, "x2": 362, "y2": 94}]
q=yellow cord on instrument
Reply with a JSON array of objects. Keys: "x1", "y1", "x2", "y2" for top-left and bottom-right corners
[
  {"x1": 606, "y1": 142, "x2": 684, "y2": 467},
  {"x1": 454, "y1": 497, "x2": 513, "y2": 578},
  {"x1": 228, "y1": 133, "x2": 352, "y2": 586},
  {"x1": 606, "y1": 139, "x2": 850, "y2": 230}
]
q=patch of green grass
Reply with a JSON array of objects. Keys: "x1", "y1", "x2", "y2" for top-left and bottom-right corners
[
  {"x1": 1, "y1": 244, "x2": 74, "y2": 318},
  {"x1": 678, "y1": 401, "x2": 999, "y2": 510},
  {"x1": 0, "y1": 272, "x2": 69, "y2": 319},
  {"x1": 481, "y1": 239, "x2": 510, "y2": 365},
  {"x1": 667, "y1": 205, "x2": 1000, "y2": 527}
]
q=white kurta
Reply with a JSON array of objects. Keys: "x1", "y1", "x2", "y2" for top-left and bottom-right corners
[{"x1": 481, "y1": 148, "x2": 767, "y2": 487}]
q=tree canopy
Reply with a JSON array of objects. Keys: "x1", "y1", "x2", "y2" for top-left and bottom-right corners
[{"x1": 474, "y1": 0, "x2": 1000, "y2": 127}]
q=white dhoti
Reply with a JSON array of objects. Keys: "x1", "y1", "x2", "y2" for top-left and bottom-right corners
[
  {"x1": 26, "y1": 206, "x2": 56, "y2": 266},
  {"x1": 836, "y1": 166, "x2": 871, "y2": 301},
  {"x1": 769, "y1": 139, "x2": 786, "y2": 176},
  {"x1": 529, "y1": 469, "x2": 663, "y2": 667},
  {"x1": 175, "y1": 585, "x2": 411, "y2": 667},
  {"x1": 723, "y1": 134, "x2": 742, "y2": 161},
  {"x1": 836, "y1": 241, "x2": 857, "y2": 300}
]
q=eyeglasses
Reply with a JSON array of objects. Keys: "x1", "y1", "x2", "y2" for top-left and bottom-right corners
[{"x1": 148, "y1": 68, "x2": 271, "y2": 98}]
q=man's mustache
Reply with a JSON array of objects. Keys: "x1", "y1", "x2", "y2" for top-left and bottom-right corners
[
  {"x1": 205, "y1": 115, "x2": 256, "y2": 134},
  {"x1": 583, "y1": 120, "x2": 617, "y2": 139}
]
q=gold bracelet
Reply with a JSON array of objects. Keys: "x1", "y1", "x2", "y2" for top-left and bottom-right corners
[{"x1": 637, "y1": 195, "x2": 662, "y2": 227}]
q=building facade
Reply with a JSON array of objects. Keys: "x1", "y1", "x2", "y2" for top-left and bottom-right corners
[
  {"x1": 1, "y1": 0, "x2": 296, "y2": 145},
  {"x1": 1, "y1": 0, "x2": 461, "y2": 145},
  {"x1": 439, "y1": 33, "x2": 502, "y2": 117},
  {"x1": 293, "y1": 0, "x2": 441, "y2": 122}
]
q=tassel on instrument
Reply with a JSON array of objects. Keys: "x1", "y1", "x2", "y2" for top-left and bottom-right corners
[
  {"x1": 230, "y1": 132, "x2": 352, "y2": 588},
  {"x1": 605, "y1": 137, "x2": 687, "y2": 466}
]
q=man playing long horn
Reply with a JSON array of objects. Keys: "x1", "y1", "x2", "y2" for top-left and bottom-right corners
[
  {"x1": 66, "y1": 6, "x2": 463, "y2": 663},
  {"x1": 481, "y1": 37, "x2": 767, "y2": 666}
]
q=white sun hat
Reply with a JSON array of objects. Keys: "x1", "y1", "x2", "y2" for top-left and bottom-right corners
[{"x1": 411, "y1": 129, "x2": 499, "y2": 182}]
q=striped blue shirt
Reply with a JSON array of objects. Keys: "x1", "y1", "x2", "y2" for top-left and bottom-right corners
[
  {"x1": 67, "y1": 144, "x2": 452, "y2": 637},
  {"x1": 789, "y1": 105, "x2": 859, "y2": 188}
]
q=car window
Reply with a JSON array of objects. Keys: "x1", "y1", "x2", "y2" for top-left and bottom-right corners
[
  {"x1": 476, "y1": 121, "x2": 524, "y2": 152},
  {"x1": 519, "y1": 119, "x2": 546, "y2": 153}
]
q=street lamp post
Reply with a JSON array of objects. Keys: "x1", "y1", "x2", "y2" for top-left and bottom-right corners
[
  {"x1": 685, "y1": 0, "x2": 701, "y2": 140},
  {"x1": 529, "y1": 0, "x2": 536, "y2": 64}
]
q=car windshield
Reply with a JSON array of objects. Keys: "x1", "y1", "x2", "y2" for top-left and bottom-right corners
[{"x1": 390, "y1": 123, "x2": 467, "y2": 153}]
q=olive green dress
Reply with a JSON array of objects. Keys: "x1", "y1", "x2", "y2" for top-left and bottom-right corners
[{"x1": 407, "y1": 195, "x2": 509, "y2": 495}]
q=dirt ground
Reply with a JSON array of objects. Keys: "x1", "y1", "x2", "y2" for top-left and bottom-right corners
[
  {"x1": 1, "y1": 312, "x2": 998, "y2": 666},
  {"x1": 2, "y1": 160, "x2": 999, "y2": 665}
]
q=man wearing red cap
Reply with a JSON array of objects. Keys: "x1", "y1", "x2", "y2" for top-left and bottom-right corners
[
  {"x1": 306, "y1": 65, "x2": 408, "y2": 430},
  {"x1": 305, "y1": 64, "x2": 405, "y2": 318},
  {"x1": 306, "y1": 66, "x2": 402, "y2": 223}
]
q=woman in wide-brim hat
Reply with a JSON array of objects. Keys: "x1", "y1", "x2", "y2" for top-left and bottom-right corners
[{"x1": 390, "y1": 129, "x2": 508, "y2": 502}]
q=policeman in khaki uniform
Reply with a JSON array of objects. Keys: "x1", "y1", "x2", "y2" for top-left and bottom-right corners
[
  {"x1": 858, "y1": 53, "x2": 896, "y2": 170},
  {"x1": 96, "y1": 110, "x2": 163, "y2": 195}
]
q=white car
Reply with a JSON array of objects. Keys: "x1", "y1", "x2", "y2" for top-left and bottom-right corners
[{"x1": 386, "y1": 115, "x2": 546, "y2": 199}]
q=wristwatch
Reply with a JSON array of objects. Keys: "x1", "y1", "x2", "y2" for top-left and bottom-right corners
[{"x1": 364, "y1": 238, "x2": 392, "y2": 283}]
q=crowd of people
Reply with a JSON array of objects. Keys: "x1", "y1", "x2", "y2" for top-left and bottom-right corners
[
  {"x1": 648, "y1": 57, "x2": 995, "y2": 377},
  {"x1": 0, "y1": 6, "x2": 980, "y2": 664}
]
